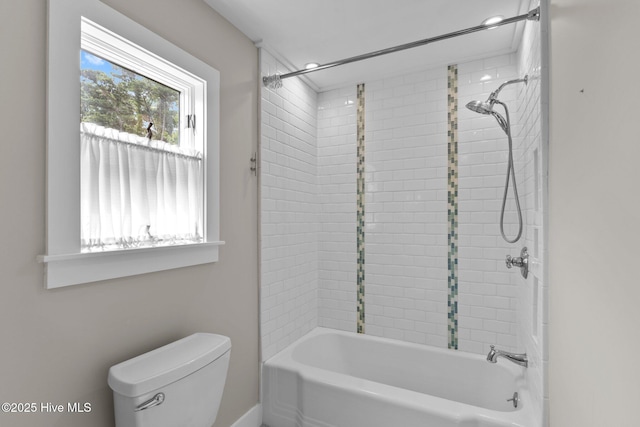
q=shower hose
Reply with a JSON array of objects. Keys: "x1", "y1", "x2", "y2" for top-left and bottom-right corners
[{"x1": 495, "y1": 100, "x2": 523, "y2": 244}]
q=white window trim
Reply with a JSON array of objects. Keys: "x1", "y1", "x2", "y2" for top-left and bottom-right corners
[{"x1": 42, "y1": 0, "x2": 222, "y2": 289}]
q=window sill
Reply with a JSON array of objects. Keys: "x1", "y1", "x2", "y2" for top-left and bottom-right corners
[{"x1": 38, "y1": 241, "x2": 225, "y2": 289}]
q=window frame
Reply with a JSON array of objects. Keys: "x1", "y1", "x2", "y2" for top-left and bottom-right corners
[{"x1": 41, "y1": 0, "x2": 222, "y2": 289}]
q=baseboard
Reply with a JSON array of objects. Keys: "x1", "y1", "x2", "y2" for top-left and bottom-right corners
[{"x1": 230, "y1": 403, "x2": 262, "y2": 427}]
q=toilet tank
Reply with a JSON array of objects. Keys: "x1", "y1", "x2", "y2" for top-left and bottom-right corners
[{"x1": 108, "y1": 333, "x2": 231, "y2": 427}]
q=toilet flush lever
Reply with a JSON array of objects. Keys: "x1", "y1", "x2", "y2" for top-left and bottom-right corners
[{"x1": 135, "y1": 392, "x2": 165, "y2": 412}]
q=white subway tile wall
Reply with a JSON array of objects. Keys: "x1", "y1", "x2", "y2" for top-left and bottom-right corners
[
  {"x1": 260, "y1": 50, "x2": 319, "y2": 361},
  {"x1": 362, "y1": 68, "x2": 449, "y2": 346},
  {"x1": 313, "y1": 56, "x2": 528, "y2": 353},
  {"x1": 317, "y1": 87, "x2": 358, "y2": 331},
  {"x1": 457, "y1": 54, "x2": 521, "y2": 354}
]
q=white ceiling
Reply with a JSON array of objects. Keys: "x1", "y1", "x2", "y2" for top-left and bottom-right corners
[{"x1": 204, "y1": 0, "x2": 531, "y2": 91}]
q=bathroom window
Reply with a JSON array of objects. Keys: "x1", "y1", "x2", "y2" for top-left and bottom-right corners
[
  {"x1": 79, "y1": 18, "x2": 204, "y2": 252},
  {"x1": 41, "y1": 0, "x2": 222, "y2": 289}
]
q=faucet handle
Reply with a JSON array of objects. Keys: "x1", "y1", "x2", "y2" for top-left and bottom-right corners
[
  {"x1": 505, "y1": 247, "x2": 529, "y2": 279},
  {"x1": 505, "y1": 255, "x2": 513, "y2": 268}
]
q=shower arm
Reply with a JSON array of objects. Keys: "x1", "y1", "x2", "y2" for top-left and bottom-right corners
[
  {"x1": 487, "y1": 76, "x2": 529, "y2": 109},
  {"x1": 263, "y1": 7, "x2": 540, "y2": 87}
]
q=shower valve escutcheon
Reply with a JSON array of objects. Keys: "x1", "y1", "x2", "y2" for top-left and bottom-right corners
[{"x1": 505, "y1": 247, "x2": 528, "y2": 279}]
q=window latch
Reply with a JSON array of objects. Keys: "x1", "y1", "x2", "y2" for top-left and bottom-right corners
[{"x1": 187, "y1": 114, "x2": 196, "y2": 130}]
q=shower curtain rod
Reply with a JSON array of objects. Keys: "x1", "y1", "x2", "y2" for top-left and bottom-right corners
[{"x1": 263, "y1": 7, "x2": 540, "y2": 88}]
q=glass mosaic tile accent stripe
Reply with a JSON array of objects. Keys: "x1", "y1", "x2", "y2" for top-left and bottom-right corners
[
  {"x1": 356, "y1": 83, "x2": 366, "y2": 334},
  {"x1": 447, "y1": 65, "x2": 459, "y2": 350}
]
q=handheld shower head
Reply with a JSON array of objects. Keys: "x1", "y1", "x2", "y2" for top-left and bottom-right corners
[
  {"x1": 465, "y1": 99, "x2": 508, "y2": 134},
  {"x1": 465, "y1": 100, "x2": 493, "y2": 115},
  {"x1": 491, "y1": 109, "x2": 509, "y2": 134},
  {"x1": 465, "y1": 75, "x2": 528, "y2": 133}
]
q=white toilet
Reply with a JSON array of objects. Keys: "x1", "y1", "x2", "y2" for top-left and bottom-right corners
[{"x1": 108, "y1": 333, "x2": 231, "y2": 427}]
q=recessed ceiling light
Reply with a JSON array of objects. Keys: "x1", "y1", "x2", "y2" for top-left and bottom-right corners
[
  {"x1": 305, "y1": 62, "x2": 320, "y2": 70},
  {"x1": 482, "y1": 15, "x2": 504, "y2": 29}
]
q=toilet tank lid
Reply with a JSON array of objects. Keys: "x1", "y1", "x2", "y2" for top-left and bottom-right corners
[{"x1": 108, "y1": 333, "x2": 231, "y2": 397}]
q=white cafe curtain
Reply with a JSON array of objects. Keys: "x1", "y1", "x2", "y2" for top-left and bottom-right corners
[{"x1": 80, "y1": 123, "x2": 203, "y2": 251}]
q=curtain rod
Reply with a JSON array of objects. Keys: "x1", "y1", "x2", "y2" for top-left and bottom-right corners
[{"x1": 263, "y1": 7, "x2": 540, "y2": 88}]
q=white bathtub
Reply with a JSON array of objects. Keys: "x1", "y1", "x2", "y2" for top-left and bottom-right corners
[{"x1": 262, "y1": 328, "x2": 533, "y2": 427}]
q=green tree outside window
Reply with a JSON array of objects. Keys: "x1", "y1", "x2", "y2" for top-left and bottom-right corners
[{"x1": 80, "y1": 50, "x2": 180, "y2": 144}]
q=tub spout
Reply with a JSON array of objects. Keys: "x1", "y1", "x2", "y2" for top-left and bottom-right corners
[{"x1": 487, "y1": 345, "x2": 528, "y2": 368}]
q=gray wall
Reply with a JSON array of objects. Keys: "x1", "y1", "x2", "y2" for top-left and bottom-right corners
[
  {"x1": 549, "y1": 0, "x2": 640, "y2": 425},
  {"x1": 0, "y1": 1, "x2": 259, "y2": 426}
]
